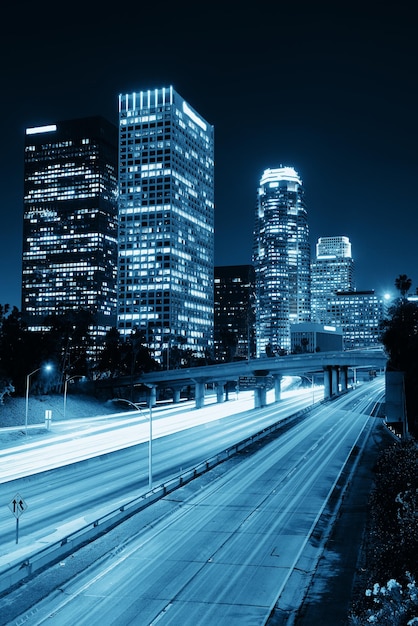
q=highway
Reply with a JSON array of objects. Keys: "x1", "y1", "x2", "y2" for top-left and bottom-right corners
[
  {"x1": 0, "y1": 386, "x2": 321, "y2": 566},
  {"x1": 1, "y1": 378, "x2": 385, "y2": 625}
]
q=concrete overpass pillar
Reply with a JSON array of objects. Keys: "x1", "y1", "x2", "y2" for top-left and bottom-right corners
[
  {"x1": 273, "y1": 374, "x2": 282, "y2": 403},
  {"x1": 172, "y1": 388, "x2": 181, "y2": 403},
  {"x1": 323, "y1": 367, "x2": 332, "y2": 399},
  {"x1": 216, "y1": 381, "x2": 226, "y2": 403},
  {"x1": 332, "y1": 367, "x2": 339, "y2": 396},
  {"x1": 195, "y1": 381, "x2": 205, "y2": 409},
  {"x1": 254, "y1": 386, "x2": 267, "y2": 408},
  {"x1": 340, "y1": 367, "x2": 348, "y2": 392}
]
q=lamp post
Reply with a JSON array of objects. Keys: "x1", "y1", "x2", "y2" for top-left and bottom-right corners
[
  {"x1": 112, "y1": 397, "x2": 153, "y2": 490},
  {"x1": 63, "y1": 375, "x2": 85, "y2": 420},
  {"x1": 25, "y1": 364, "x2": 52, "y2": 435},
  {"x1": 299, "y1": 374, "x2": 315, "y2": 405}
]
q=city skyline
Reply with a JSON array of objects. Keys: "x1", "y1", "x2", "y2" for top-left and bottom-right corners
[{"x1": 1, "y1": 3, "x2": 418, "y2": 309}]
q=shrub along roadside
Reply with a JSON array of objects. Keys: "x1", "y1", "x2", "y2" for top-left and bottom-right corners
[{"x1": 349, "y1": 438, "x2": 418, "y2": 625}]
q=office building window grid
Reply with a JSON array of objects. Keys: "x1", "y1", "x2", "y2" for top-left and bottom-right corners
[
  {"x1": 253, "y1": 167, "x2": 311, "y2": 356},
  {"x1": 117, "y1": 87, "x2": 214, "y2": 362},
  {"x1": 21, "y1": 117, "x2": 118, "y2": 344}
]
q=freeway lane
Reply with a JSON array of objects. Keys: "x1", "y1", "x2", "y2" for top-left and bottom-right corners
[
  {"x1": 5, "y1": 379, "x2": 384, "y2": 625},
  {"x1": 0, "y1": 389, "x2": 320, "y2": 564},
  {"x1": 0, "y1": 387, "x2": 316, "y2": 482}
]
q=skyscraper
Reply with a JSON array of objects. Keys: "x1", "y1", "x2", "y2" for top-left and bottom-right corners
[
  {"x1": 21, "y1": 116, "x2": 118, "y2": 348},
  {"x1": 117, "y1": 87, "x2": 214, "y2": 364},
  {"x1": 253, "y1": 166, "x2": 310, "y2": 356},
  {"x1": 214, "y1": 265, "x2": 256, "y2": 361},
  {"x1": 311, "y1": 236, "x2": 355, "y2": 322}
]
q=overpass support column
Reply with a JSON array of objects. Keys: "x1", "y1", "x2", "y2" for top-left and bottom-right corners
[
  {"x1": 323, "y1": 367, "x2": 332, "y2": 399},
  {"x1": 340, "y1": 366, "x2": 348, "y2": 392},
  {"x1": 331, "y1": 367, "x2": 338, "y2": 396},
  {"x1": 216, "y1": 381, "x2": 226, "y2": 403},
  {"x1": 172, "y1": 387, "x2": 181, "y2": 403},
  {"x1": 273, "y1": 374, "x2": 282, "y2": 403},
  {"x1": 332, "y1": 367, "x2": 339, "y2": 396},
  {"x1": 195, "y1": 381, "x2": 205, "y2": 409},
  {"x1": 254, "y1": 386, "x2": 267, "y2": 408}
]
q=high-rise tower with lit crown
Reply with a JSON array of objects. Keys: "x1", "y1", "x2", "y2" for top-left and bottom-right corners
[
  {"x1": 253, "y1": 166, "x2": 310, "y2": 356},
  {"x1": 117, "y1": 86, "x2": 214, "y2": 364},
  {"x1": 311, "y1": 235, "x2": 355, "y2": 323}
]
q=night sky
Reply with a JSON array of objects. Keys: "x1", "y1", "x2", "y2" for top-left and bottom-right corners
[{"x1": 1, "y1": 3, "x2": 417, "y2": 309}]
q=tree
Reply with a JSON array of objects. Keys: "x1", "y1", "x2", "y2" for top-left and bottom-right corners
[
  {"x1": 44, "y1": 310, "x2": 94, "y2": 383},
  {"x1": 0, "y1": 305, "x2": 49, "y2": 394},
  {"x1": 0, "y1": 378, "x2": 14, "y2": 404},
  {"x1": 395, "y1": 274, "x2": 412, "y2": 298},
  {"x1": 381, "y1": 279, "x2": 418, "y2": 436},
  {"x1": 349, "y1": 441, "x2": 418, "y2": 625},
  {"x1": 265, "y1": 343, "x2": 274, "y2": 357},
  {"x1": 97, "y1": 327, "x2": 123, "y2": 377},
  {"x1": 96, "y1": 327, "x2": 160, "y2": 378}
]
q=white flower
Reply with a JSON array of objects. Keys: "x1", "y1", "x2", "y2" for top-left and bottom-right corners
[{"x1": 387, "y1": 579, "x2": 402, "y2": 592}]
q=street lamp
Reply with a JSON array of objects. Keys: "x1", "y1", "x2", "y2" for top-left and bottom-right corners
[
  {"x1": 112, "y1": 397, "x2": 153, "y2": 491},
  {"x1": 63, "y1": 375, "x2": 85, "y2": 420},
  {"x1": 25, "y1": 364, "x2": 53, "y2": 435},
  {"x1": 299, "y1": 374, "x2": 315, "y2": 405}
]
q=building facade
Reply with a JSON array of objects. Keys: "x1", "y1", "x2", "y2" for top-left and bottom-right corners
[
  {"x1": 21, "y1": 116, "x2": 118, "y2": 347},
  {"x1": 253, "y1": 166, "x2": 311, "y2": 356},
  {"x1": 117, "y1": 86, "x2": 215, "y2": 364},
  {"x1": 290, "y1": 322, "x2": 343, "y2": 353},
  {"x1": 214, "y1": 265, "x2": 256, "y2": 361},
  {"x1": 311, "y1": 236, "x2": 355, "y2": 323},
  {"x1": 325, "y1": 290, "x2": 385, "y2": 348}
]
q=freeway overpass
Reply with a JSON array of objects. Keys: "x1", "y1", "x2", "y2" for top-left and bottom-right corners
[{"x1": 133, "y1": 349, "x2": 387, "y2": 409}]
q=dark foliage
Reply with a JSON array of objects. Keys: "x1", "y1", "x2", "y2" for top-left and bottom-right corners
[
  {"x1": 380, "y1": 276, "x2": 418, "y2": 436},
  {"x1": 350, "y1": 440, "x2": 418, "y2": 623},
  {"x1": 96, "y1": 327, "x2": 160, "y2": 377},
  {"x1": 368, "y1": 439, "x2": 418, "y2": 582}
]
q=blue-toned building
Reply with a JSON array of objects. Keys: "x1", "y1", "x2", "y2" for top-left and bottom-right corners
[
  {"x1": 21, "y1": 116, "x2": 118, "y2": 348},
  {"x1": 253, "y1": 166, "x2": 311, "y2": 356},
  {"x1": 117, "y1": 86, "x2": 215, "y2": 364}
]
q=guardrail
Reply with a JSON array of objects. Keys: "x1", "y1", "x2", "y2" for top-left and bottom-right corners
[{"x1": 0, "y1": 401, "x2": 321, "y2": 595}]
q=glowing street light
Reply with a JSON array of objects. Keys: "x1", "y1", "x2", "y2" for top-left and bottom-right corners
[
  {"x1": 25, "y1": 364, "x2": 53, "y2": 435},
  {"x1": 113, "y1": 397, "x2": 153, "y2": 491},
  {"x1": 63, "y1": 375, "x2": 85, "y2": 420}
]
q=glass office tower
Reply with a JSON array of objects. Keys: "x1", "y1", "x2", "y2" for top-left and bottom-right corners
[
  {"x1": 22, "y1": 116, "x2": 118, "y2": 348},
  {"x1": 117, "y1": 86, "x2": 214, "y2": 364},
  {"x1": 253, "y1": 166, "x2": 310, "y2": 356},
  {"x1": 311, "y1": 236, "x2": 355, "y2": 323}
]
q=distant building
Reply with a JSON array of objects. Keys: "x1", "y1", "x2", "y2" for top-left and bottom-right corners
[
  {"x1": 311, "y1": 236, "x2": 355, "y2": 323},
  {"x1": 214, "y1": 265, "x2": 256, "y2": 361},
  {"x1": 326, "y1": 290, "x2": 385, "y2": 348},
  {"x1": 291, "y1": 322, "x2": 343, "y2": 353},
  {"x1": 253, "y1": 166, "x2": 311, "y2": 356},
  {"x1": 21, "y1": 116, "x2": 118, "y2": 349},
  {"x1": 310, "y1": 237, "x2": 383, "y2": 348},
  {"x1": 117, "y1": 86, "x2": 215, "y2": 365}
]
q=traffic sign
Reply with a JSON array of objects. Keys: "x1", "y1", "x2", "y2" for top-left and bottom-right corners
[{"x1": 8, "y1": 493, "x2": 28, "y2": 519}]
